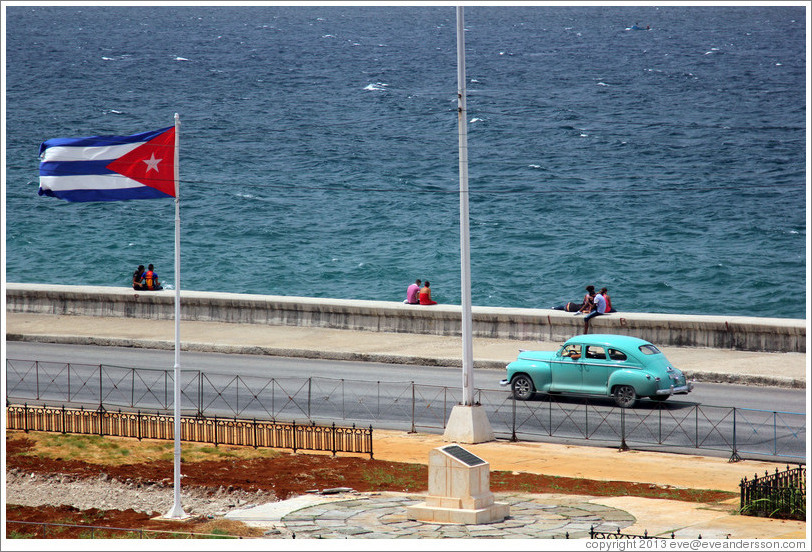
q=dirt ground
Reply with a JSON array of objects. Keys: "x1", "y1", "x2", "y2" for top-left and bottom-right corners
[{"x1": 5, "y1": 432, "x2": 736, "y2": 539}]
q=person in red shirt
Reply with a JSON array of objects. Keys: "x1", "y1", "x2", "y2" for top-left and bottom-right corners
[
  {"x1": 600, "y1": 287, "x2": 613, "y2": 313},
  {"x1": 419, "y1": 281, "x2": 438, "y2": 305}
]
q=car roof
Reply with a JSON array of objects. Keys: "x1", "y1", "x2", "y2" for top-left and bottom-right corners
[{"x1": 564, "y1": 334, "x2": 655, "y2": 350}]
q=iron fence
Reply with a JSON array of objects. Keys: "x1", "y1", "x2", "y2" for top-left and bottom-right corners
[
  {"x1": 6, "y1": 403, "x2": 373, "y2": 458},
  {"x1": 740, "y1": 465, "x2": 806, "y2": 520},
  {"x1": 6, "y1": 359, "x2": 805, "y2": 461},
  {"x1": 588, "y1": 526, "x2": 705, "y2": 539}
]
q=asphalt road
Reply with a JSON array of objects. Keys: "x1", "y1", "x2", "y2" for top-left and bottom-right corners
[
  {"x1": 5, "y1": 342, "x2": 806, "y2": 461},
  {"x1": 5, "y1": 342, "x2": 807, "y2": 412}
]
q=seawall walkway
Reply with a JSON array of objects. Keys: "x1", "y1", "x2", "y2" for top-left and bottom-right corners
[{"x1": 5, "y1": 284, "x2": 807, "y2": 388}]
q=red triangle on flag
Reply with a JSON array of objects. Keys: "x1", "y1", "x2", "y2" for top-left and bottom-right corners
[{"x1": 106, "y1": 127, "x2": 176, "y2": 197}]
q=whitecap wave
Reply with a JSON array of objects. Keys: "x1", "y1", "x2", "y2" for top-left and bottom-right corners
[
  {"x1": 470, "y1": 117, "x2": 483, "y2": 123},
  {"x1": 174, "y1": 56, "x2": 191, "y2": 61},
  {"x1": 364, "y1": 83, "x2": 388, "y2": 91}
]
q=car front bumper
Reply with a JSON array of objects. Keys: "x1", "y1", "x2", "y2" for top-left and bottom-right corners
[
  {"x1": 499, "y1": 379, "x2": 509, "y2": 387},
  {"x1": 655, "y1": 381, "x2": 694, "y2": 396}
]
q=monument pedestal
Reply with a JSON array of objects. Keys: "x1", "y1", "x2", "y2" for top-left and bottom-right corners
[
  {"x1": 442, "y1": 404, "x2": 495, "y2": 444},
  {"x1": 406, "y1": 444, "x2": 509, "y2": 525}
]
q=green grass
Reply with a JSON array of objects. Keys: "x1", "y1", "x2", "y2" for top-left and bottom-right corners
[{"x1": 361, "y1": 464, "x2": 423, "y2": 490}]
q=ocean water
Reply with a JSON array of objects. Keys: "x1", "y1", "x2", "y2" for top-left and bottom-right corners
[{"x1": 4, "y1": 5, "x2": 807, "y2": 319}]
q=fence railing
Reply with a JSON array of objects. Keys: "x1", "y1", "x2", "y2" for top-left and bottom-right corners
[
  {"x1": 588, "y1": 526, "x2": 705, "y2": 539},
  {"x1": 6, "y1": 403, "x2": 374, "y2": 458},
  {"x1": 740, "y1": 465, "x2": 806, "y2": 520},
  {"x1": 6, "y1": 359, "x2": 805, "y2": 461}
]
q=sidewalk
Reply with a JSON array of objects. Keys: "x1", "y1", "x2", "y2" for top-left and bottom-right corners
[
  {"x1": 4, "y1": 312, "x2": 809, "y2": 539},
  {"x1": 5, "y1": 312, "x2": 807, "y2": 387}
]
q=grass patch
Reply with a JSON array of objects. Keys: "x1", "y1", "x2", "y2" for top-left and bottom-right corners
[
  {"x1": 361, "y1": 464, "x2": 424, "y2": 491},
  {"x1": 8, "y1": 430, "x2": 282, "y2": 465}
]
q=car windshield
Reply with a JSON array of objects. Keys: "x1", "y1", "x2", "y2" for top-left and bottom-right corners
[{"x1": 638, "y1": 344, "x2": 661, "y2": 355}]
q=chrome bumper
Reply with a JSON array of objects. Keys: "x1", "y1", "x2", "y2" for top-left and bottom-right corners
[
  {"x1": 499, "y1": 379, "x2": 510, "y2": 387},
  {"x1": 655, "y1": 381, "x2": 694, "y2": 396}
]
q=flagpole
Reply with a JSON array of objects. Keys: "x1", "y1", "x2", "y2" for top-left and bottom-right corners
[
  {"x1": 456, "y1": 7, "x2": 475, "y2": 407},
  {"x1": 166, "y1": 112, "x2": 186, "y2": 519}
]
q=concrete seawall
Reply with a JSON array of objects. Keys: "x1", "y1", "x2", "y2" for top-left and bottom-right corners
[{"x1": 5, "y1": 283, "x2": 805, "y2": 353}]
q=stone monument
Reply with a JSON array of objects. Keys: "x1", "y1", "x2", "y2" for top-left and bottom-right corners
[{"x1": 406, "y1": 444, "x2": 509, "y2": 524}]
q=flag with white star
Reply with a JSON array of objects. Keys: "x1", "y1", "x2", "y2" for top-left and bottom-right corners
[{"x1": 38, "y1": 126, "x2": 176, "y2": 202}]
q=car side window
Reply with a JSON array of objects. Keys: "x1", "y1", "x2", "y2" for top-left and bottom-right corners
[
  {"x1": 561, "y1": 344, "x2": 581, "y2": 360},
  {"x1": 584, "y1": 346, "x2": 607, "y2": 360},
  {"x1": 607, "y1": 348, "x2": 627, "y2": 361}
]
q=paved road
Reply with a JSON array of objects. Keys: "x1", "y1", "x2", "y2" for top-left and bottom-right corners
[
  {"x1": 6, "y1": 342, "x2": 807, "y2": 412},
  {"x1": 6, "y1": 342, "x2": 806, "y2": 461}
]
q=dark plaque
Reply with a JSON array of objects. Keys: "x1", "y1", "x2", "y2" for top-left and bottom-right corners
[{"x1": 442, "y1": 445, "x2": 486, "y2": 467}]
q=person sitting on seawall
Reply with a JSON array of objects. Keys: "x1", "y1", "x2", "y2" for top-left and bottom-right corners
[
  {"x1": 584, "y1": 290, "x2": 607, "y2": 333},
  {"x1": 143, "y1": 264, "x2": 163, "y2": 291},
  {"x1": 600, "y1": 287, "x2": 614, "y2": 313},
  {"x1": 404, "y1": 279, "x2": 422, "y2": 304},
  {"x1": 575, "y1": 285, "x2": 596, "y2": 315},
  {"x1": 132, "y1": 265, "x2": 146, "y2": 290},
  {"x1": 419, "y1": 280, "x2": 438, "y2": 305}
]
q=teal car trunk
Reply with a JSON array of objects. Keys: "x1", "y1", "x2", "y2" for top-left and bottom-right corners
[{"x1": 500, "y1": 334, "x2": 694, "y2": 408}]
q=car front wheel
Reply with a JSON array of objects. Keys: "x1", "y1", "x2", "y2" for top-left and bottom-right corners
[
  {"x1": 511, "y1": 374, "x2": 535, "y2": 401},
  {"x1": 613, "y1": 385, "x2": 637, "y2": 408}
]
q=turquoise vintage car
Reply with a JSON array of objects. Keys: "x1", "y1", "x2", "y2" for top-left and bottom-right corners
[{"x1": 500, "y1": 334, "x2": 693, "y2": 407}]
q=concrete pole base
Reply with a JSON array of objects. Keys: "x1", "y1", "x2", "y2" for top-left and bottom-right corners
[{"x1": 442, "y1": 404, "x2": 495, "y2": 444}]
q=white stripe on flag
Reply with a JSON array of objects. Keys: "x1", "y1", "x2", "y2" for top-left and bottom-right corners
[
  {"x1": 39, "y1": 174, "x2": 144, "y2": 191},
  {"x1": 40, "y1": 142, "x2": 143, "y2": 162}
]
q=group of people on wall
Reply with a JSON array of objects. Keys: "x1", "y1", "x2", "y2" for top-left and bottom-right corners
[
  {"x1": 132, "y1": 264, "x2": 163, "y2": 291},
  {"x1": 403, "y1": 279, "x2": 613, "y2": 333},
  {"x1": 553, "y1": 285, "x2": 614, "y2": 333},
  {"x1": 403, "y1": 279, "x2": 437, "y2": 305}
]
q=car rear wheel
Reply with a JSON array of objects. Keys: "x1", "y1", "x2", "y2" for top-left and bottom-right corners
[
  {"x1": 511, "y1": 374, "x2": 535, "y2": 401},
  {"x1": 613, "y1": 385, "x2": 637, "y2": 408}
]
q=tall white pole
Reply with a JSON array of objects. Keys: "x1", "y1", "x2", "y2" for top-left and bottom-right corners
[
  {"x1": 166, "y1": 113, "x2": 186, "y2": 519},
  {"x1": 456, "y1": 7, "x2": 475, "y2": 406}
]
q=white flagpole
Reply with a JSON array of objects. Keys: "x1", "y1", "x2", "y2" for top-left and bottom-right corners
[
  {"x1": 166, "y1": 113, "x2": 186, "y2": 519},
  {"x1": 456, "y1": 6, "x2": 475, "y2": 407}
]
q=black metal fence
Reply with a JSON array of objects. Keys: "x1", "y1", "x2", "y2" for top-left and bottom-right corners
[
  {"x1": 6, "y1": 403, "x2": 374, "y2": 458},
  {"x1": 588, "y1": 526, "x2": 704, "y2": 539},
  {"x1": 740, "y1": 465, "x2": 806, "y2": 520},
  {"x1": 6, "y1": 359, "x2": 805, "y2": 461}
]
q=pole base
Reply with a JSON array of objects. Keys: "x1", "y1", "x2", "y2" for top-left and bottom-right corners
[
  {"x1": 442, "y1": 404, "x2": 495, "y2": 444},
  {"x1": 162, "y1": 502, "x2": 189, "y2": 520}
]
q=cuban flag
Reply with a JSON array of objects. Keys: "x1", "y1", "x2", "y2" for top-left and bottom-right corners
[{"x1": 38, "y1": 126, "x2": 176, "y2": 202}]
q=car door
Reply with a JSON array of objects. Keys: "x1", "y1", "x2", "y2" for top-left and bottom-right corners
[
  {"x1": 581, "y1": 345, "x2": 610, "y2": 394},
  {"x1": 549, "y1": 344, "x2": 583, "y2": 392}
]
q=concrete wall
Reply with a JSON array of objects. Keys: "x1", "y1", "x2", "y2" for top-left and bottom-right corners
[{"x1": 5, "y1": 283, "x2": 806, "y2": 353}]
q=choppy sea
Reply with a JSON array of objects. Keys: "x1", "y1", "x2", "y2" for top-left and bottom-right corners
[{"x1": 4, "y1": 5, "x2": 807, "y2": 319}]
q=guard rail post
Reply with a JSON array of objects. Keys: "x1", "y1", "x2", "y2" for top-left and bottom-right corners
[
  {"x1": 619, "y1": 406, "x2": 629, "y2": 451},
  {"x1": 511, "y1": 393, "x2": 517, "y2": 442},
  {"x1": 729, "y1": 407, "x2": 741, "y2": 462},
  {"x1": 410, "y1": 382, "x2": 416, "y2": 434}
]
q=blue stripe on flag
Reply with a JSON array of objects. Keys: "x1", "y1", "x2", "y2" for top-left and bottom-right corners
[
  {"x1": 39, "y1": 160, "x2": 116, "y2": 177},
  {"x1": 38, "y1": 185, "x2": 172, "y2": 202},
  {"x1": 38, "y1": 126, "x2": 173, "y2": 156}
]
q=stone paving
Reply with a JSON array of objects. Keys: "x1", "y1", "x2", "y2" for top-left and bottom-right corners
[{"x1": 245, "y1": 492, "x2": 637, "y2": 539}]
